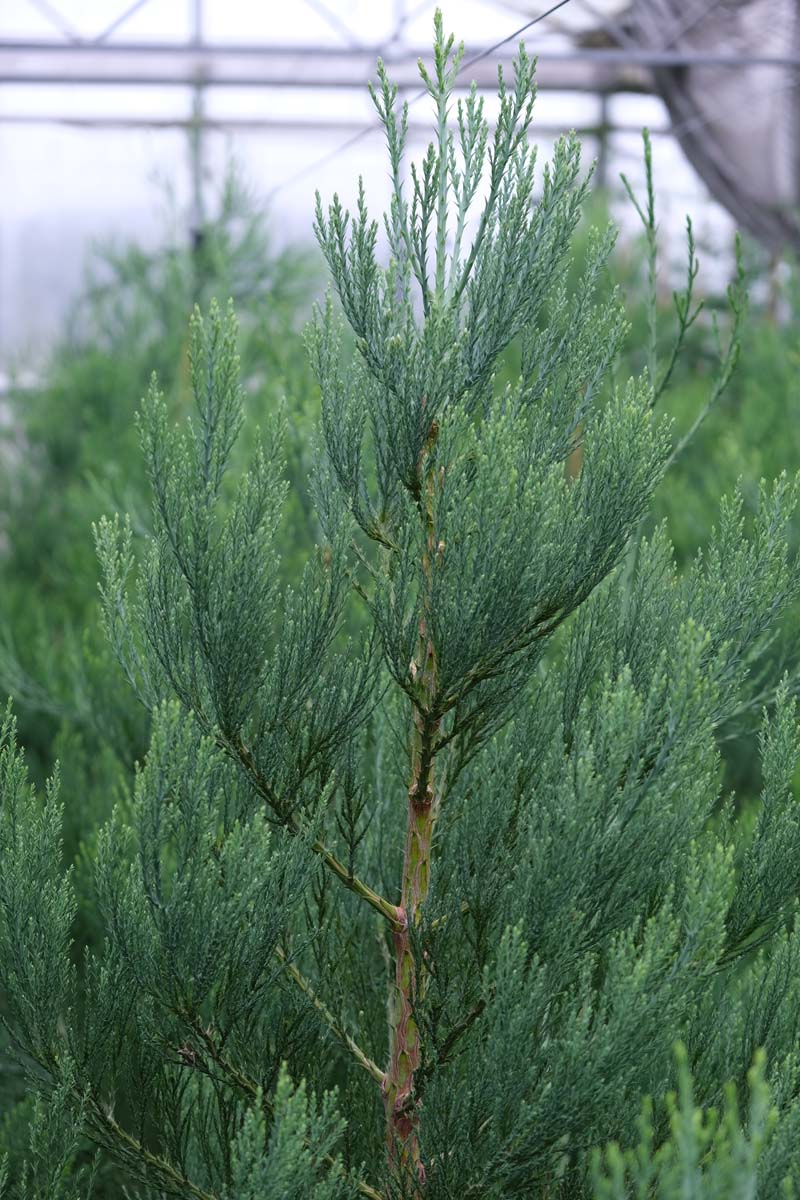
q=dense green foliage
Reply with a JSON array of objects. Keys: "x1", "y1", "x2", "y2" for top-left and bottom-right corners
[
  {"x1": 0, "y1": 173, "x2": 320, "y2": 1189},
  {"x1": 2, "y1": 15, "x2": 800, "y2": 1198},
  {"x1": 0, "y1": 168, "x2": 317, "y2": 770},
  {"x1": 0, "y1": 170, "x2": 319, "y2": 850}
]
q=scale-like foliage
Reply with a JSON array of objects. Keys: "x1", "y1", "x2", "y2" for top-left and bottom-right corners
[
  {"x1": 2, "y1": 12, "x2": 800, "y2": 1200},
  {"x1": 591, "y1": 1045, "x2": 785, "y2": 1200}
]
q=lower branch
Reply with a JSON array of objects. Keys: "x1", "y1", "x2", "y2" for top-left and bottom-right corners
[
  {"x1": 274, "y1": 943, "x2": 385, "y2": 1084},
  {"x1": 184, "y1": 1017, "x2": 386, "y2": 1200},
  {"x1": 230, "y1": 733, "x2": 398, "y2": 925},
  {"x1": 90, "y1": 1104, "x2": 218, "y2": 1200}
]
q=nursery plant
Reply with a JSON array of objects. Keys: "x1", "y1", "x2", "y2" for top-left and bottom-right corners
[
  {"x1": 0, "y1": 166, "x2": 319, "y2": 1192},
  {"x1": 0, "y1": 165, "x2": 318, "y2": 785},
  {"x1": 4, "y1": 15, "x2": 800, "y2": 1199}
]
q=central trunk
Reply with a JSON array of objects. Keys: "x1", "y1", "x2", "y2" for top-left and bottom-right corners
[
  {"x1": 383, "y1": 710, "x2": 437, "y2": 1193},
  {"x1": 383, "y1": 423, "x2": 441, "y2": 1193}
]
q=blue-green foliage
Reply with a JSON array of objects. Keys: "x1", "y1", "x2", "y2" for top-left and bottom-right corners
[
  {"x1": 229, "y1": 1067, "x2": 349, "y2": 1200},
  {"x1": 0, "y1": 175, "x2": 321, "y2": 1192},
  {"x1": 1, "y1": 14, "x2": 800, "y2": 1200},
  {"x1": 0, "y1": 167, "x2": 318, "y2": 798},
  {"x1": 590, "y1": 1045, "x2": 786, "y2": 1200}
]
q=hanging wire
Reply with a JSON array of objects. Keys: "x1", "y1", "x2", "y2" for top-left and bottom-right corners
[
  {"x1": 24, "y1": 0, "x2": 79, "y2": 41},
  {"x1": 265, "y1": 0, "x2": 576, "y2": 200},
  {"x1": 18, "y1": 0, "x2": 156, "y2": 46},
  {"x1": 301, "y1": 0, "x2": 365, "y2": 50},
  {"x1": 92, "y1": 0, "x2": 155, "y2": 44}
]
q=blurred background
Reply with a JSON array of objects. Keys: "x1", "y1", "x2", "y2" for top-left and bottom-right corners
[{"x1": 2, "y1": 0, "x2": 798, "y2": 368}]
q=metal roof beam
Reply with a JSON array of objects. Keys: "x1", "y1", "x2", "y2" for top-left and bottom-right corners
[{"x1": 0, "y1": 41, "x2": 653, "y2": 90}]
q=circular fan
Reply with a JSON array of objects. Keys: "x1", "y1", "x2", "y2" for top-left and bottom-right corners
[{"x1": 626, "y1": 0, "x2": 800, "y2": 256}]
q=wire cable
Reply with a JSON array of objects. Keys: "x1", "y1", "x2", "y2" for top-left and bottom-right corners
[
  {"x1": 92, "y1": 0, "x2": 154, "y2": 44},
  {"x1": 266, "y1": 0, "x2": 575, "y2": 200},
  {"x1": 24, "y1": 0, "x2": 79, "y2": 41}
]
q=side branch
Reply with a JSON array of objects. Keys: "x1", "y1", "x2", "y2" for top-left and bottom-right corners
[
  {"x1": 274, "y1": 943, "x2": 386, "y2": 1085},
  {"x1": 310, "y1": 832, "x2": 401, "y2": 926},
  {"x1": 230, "y1": 734, "x2": 400, "y2": 927},
  {"x1": 90, "y1": 1104, "x2": 218, "y2": 1200},
  {"x1": 184, "y1": 1016, "x2": 386, "y2": 1200},
  {"x1": 410, "y1": 997, "x2": 487, "y2": 1111}
]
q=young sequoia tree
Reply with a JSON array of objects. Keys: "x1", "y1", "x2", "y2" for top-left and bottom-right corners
[{"x1": 4, "y1": 15, "x2": 800, "y2": 1200}]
